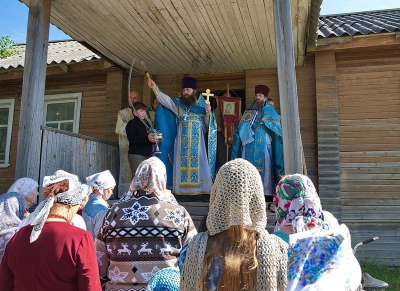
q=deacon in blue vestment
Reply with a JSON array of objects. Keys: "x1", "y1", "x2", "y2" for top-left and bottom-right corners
[
  {"x1": 148, "y1": 77, "x2": 217, "y2": 199},
  {"x1": 231, "y1": 85, "x2": 284, "y2": 200}
]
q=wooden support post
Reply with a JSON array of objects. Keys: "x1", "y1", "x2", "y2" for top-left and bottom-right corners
[
  {"x1": 15, "y1": 0, "x2": 51, "y2": 180},
  {"x1": 273, "y1": 0, "x2": 303, "y2": 174}
]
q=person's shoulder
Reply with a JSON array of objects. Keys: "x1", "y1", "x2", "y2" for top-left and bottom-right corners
[
  {"x1": 118, "y1": 107, "x2": 130, "y2": 113},
  {"x1": 0, "y1": 191, "x2": 21, "y2": 202},
  {"x1": 113, "y1": 196, "x2": 156, "y2": 210},
  {"x1": 66, "y1": 224, "x2": 96, "y2": 244},
  {"x1": 261, "y1": 103, "x2": 277, "y2": 113},
  {"x1": 70, "y1": 214, "x2": 87, "y2": 230},
  {"x1": 126, "y1": 118, "x2": 137, "y2": 125},
  {"x1": 160, "y1": 199, "x2": 189, "y2": 211},
  {"x1": 63, "y1": 222, "x2": 90, "y2": 236},
  {"x1": 273, "y1": 231, "x2": 290, "y2": 244},
  {"x1": 83, "y1": 198, "x2": 108, "y2": 217},
  {"x1": 322, "y1": 210, "x2": 340, "y2": 230},
  {"x1": 111, "y1": 197, "x2": 137, "y2": 208}
]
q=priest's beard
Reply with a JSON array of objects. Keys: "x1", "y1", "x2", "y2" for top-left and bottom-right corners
[
  {"x1": 181, "y1": 91, "x2": 197, "y2": 107},
  {"x1": 254, "y1": 100, "x2": 266, "y2": 110}
]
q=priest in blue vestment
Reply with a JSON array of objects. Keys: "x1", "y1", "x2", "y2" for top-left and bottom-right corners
[
  {"x1": 231, "y1": 85, "x2": 284, "y2": 201},
  {"x1": 148, "y1": 77, "x2": 217, "y2": 200}
]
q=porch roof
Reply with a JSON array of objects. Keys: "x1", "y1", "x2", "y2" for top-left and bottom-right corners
[
  {"x1": 0, "y1": 40, "x2": 100, "y2": 70},
  {"x1": 19, "y1": 0, "x2": 322, "y2": 76}
]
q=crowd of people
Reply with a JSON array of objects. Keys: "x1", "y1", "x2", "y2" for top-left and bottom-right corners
[
  {"x1": 0, "y1": 77, "x2": 372, "y2": 290},
  {"x1": 0, "y1": 157, "x2": 365, "y2": 290}
]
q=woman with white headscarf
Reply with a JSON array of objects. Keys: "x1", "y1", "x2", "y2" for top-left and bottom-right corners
[
  {"x1": 0, "y1": 178, "x2": 38, "y2": 260},
  {"x1": 273, "y1": 174, "x2": 361, "y2": 291},
  {"x1": 70, "y1": 184, "x2": 91, "y2": 230},
  {"x1": 179, "y1": 158, "x2": 288, "y2": 291},
  {"x1": 82, "y1": 170, "x2": 116, "y2": 239},
  {"x1": 96, "y1": 157, "x2": 197, "y2": 291},
  {"x1": 0, "y1": 170, "x2": 101, "y2": 290}
]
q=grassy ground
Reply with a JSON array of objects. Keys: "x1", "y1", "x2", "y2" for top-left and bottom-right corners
[{"x1": 361, "y1": 261, "x2": 400, "y2": 291}]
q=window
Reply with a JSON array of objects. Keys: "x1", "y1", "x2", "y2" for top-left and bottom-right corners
[
  {"x1": 44, "y1": 93, "x2": 82, "y2": 133},
  {"x1": 0, "y1": 99, "x2": 15, "y2": 167}
]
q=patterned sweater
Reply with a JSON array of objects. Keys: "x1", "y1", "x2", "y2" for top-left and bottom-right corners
[{"x1": 95, "y1": 194, "x2": 197, "y2": 291}]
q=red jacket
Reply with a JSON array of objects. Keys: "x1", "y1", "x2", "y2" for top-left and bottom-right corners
[{"x1": 0, "y1": 222, "x2": 101, "y2": 291}]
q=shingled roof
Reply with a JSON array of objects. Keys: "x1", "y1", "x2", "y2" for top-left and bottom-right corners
[
  {"x1": 0, "y1": 40, "x2": 100, "y2": 70},
  {"x1": 318, "y1": 8, "x2": 400, "y2": 38}
]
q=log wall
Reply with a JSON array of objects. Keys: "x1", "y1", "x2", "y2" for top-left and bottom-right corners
[
  {"x1": 0, "y1": 64, "x2": 124, "y2": 193},
  {"x1": 336, "y1": 47, "x2": 400, "y2": 265}
]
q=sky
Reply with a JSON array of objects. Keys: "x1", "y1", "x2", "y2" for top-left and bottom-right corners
[{"x1": 1, "y1": 0, "x2": 399, "y2": 44}]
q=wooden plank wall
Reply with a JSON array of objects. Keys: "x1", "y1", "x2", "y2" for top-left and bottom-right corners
[
  {"x1": 0, "y1": 66, "x2": 125, "y2": 193},
  {"x1": 39, "y1": 127, "x2": 119, "y2": 201},
  {"x1": 314, "y1": 51, "x2": 341, "y2": 219},
  {"x1": 335, "y1": 47, "x2": 400, "y2": 265},
  {"x1": 130, "y1": 76, "x2": 148, "y2": 104},
  {"x1": 149, "y1": 72, "x2": 246, "y2": 98},
  {"x1": 295, "y1": 56, "x2": 318, "y2": 182},
  {"x1": 45, "y1": 71, "x2": 108, "y2": 140},
  {"x1": 0, "y1": 81, "x2": 22, "y2": 193}
]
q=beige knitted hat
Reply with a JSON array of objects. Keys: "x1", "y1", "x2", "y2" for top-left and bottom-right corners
[
  {"x1": 206, "y1": 158, "x2": 267, "y2": 235},
  {"x1": 181, "y1": 159, "x2": 288, "y2": 290}
]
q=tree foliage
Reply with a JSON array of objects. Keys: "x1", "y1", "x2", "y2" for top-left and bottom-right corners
[{"x1": 0, "y1": 36, "x2": 18, "y2": 59}]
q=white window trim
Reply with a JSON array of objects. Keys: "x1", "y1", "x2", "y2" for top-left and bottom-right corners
[
  {"x1": 0, "y1": 99, "x2": 15, "y2": 168},
  {"x1": 44, "y1": 93, "x2": 82, "y2": 133}
]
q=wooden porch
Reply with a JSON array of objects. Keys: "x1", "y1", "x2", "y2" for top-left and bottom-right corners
[{"x1": 8, "y1": 0, "x2": 400, "y2": 266}]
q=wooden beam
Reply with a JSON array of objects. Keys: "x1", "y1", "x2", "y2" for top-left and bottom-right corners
[
  {"x1": 0, "y1": 60, "x2": 115, "y2": 81},
  {"x1": 273, "y1": 0, "x2": 303, "y2": 174},
  {"x1": 0, "y1": 70, "x2": 24, "y2": 81},
  {"x1": 308, "y1": 34, "x2": 400, "y2": 52},
  {"x1": 15, "y1": 0, "x2": 51, "y2": 180},
  {"x1": 58, "y1": 63, "x2": 69, "y2": 73}
]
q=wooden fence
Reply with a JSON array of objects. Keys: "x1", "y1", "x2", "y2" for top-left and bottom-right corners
[{"x1": 38, "y1": 126, "x2": 119, "y2": 201}]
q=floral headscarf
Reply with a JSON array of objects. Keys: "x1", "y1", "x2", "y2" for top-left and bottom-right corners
[
  {"x1": 273, "y1": 174, "x2": 328, "y2": 233},
  {"x1": 127, "y1": 157, "x2": 167, "y2": 200}
]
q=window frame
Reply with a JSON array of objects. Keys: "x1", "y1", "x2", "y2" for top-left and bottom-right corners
[
  {"x1": 44, "y1": 93, "x2": 82, "y2": 133},
  {"x1": 0, "y1": 99, "x2": 15, "y2": 168}
]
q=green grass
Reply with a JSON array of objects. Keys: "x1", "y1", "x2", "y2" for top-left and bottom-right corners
[{"x1": 361, "y1": 261, "x2": 400, "y2": 291}]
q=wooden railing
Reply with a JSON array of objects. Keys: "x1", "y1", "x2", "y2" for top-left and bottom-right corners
[{"x1": 38, "y1": 126, "x2": 119, "y2": 201}]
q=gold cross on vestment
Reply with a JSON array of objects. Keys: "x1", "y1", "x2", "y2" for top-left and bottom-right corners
[{"x1": 202, "y1": 89, "x2": 214, "y2": 104}]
